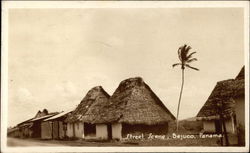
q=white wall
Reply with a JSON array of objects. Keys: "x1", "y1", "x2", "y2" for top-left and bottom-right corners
[
  {"x1": 203, "y1": 121, "x2": 216, "y2": 132},
  {"x1": 66, "y1": 123, "x2": 74, "y2": 138},
  {"x1": 224, "y1": 118, "x2": 234, "y2": 133},
  {"x1": 74, "y1": 122, "x2": 84, "y2": 139},
  {"x1": 41, "y1": 121, "x2": 52, "y2": 139},
  {"x1": 112, "y1": 123, "x2": 122, "y2": 140},
  {"x1": 58, "y1": 121, "x2": 64, "y2": 139},
  {"x1": 96, "y1": 124, "x2": 108, "y2": 140},
  {"x1": 203, "y1": 119, "x2": 235, "y2": 133},
  {"x1": 235, "y1": 97, "x2": 245, "y2": 128}
]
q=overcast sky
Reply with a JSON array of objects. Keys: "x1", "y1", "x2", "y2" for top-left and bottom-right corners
[{"x1": 8, "y1": 8, "x2": 244, "y2": 127}]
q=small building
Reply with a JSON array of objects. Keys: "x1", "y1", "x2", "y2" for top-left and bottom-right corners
[
  {"x1": 16, "y1": 118, "x2": 34, "y2": 138},
  {"x1": 197, "y1": 66, "x2": 245, "y2": 145},
  {"x1": 7, "y1": 127, "x2": 20, "y2": 137},
  {"x1": 29, "y1": 111, "x2": 58, "y2": 138},
  {"x1": 92, "y1": 77, "x2": 176, "y2": 140},
  {"x1": 16, "y1": 109, "x2": 50, "y2": 138},
  {"x1": 65, "y1": 86, "x2": 110, "y2": 139},
  {"x1": 9, "y1": 109, "x2": 58, "y2": 139},
  {"x1": 81, "y1": 90, "x2": 112, "y2": 140},
  {"x1": 41, "y1": 110, "x2": 72, "y2": 140}
]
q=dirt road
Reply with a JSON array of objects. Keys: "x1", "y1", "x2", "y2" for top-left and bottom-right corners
[
  {"x1": 7, "y1": 137, "x2": 66, "y2": 146},
  {"x1": 7, "y1": 137, "x2": 125, "y2": 147},
  {"x1": 7, "y1": 136, "x2": 223, "y2": 147}
]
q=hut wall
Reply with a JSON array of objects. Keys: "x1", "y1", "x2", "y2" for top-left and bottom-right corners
[
  {"x1": 112, "y1": 123, "x2": 122, "y2": 139},
  {"x1": 28, "y1": 129, "x2": 33, "y2": 137},
  {"x1": 31, "y1": 121, "x2": 42, "y2": 138},
  {"x1": 203, "y1": 119, "x2": 234, "y2": 133},
  {"x1": 23, "y1": 127, "x2": 30, "y2": 138},
  {"x1": 15, "y1": 131, "x2": 18, "y2": 137},
  {"x1": 11, "y1": 132, "x2": 15, "y2": 137},
  {"x1": 8, "y1": 129, "x2": 20, "y2": 137},
  {"x1": 203, "y1": 121, "x2": 216, "y2": 133},
  {"x1": 17, "y1": 130, "x2": 20, "y2": 137},
  {"x1": 235, "y1": 97, "x2": 245, "y2": 128},
  {"x1": 16, "y1": 130, "x2": 20, "y2": 137},
  {"x1": 235, "y1": 97, "x2": 245, "y2": 145},
  {"x1": 19, "y1": 128, "x2": 26, "y2": 138},
  {"x1": 9, "y1": 131, "x2": 14, "y2": 137},
  {"x1": 53, "y1": 121, "x2": 59, "y2": 139},
  {"x1": 74, "y1": 122, "x2": 84, "y2": 138},
  {"x1": 66, "y1": 123, "x2": 74, "y2": 138},
  {"x1": 58, "y1": 121, "x2": 65, "y2": 139},
  {"x1": 224, "y1": 119, "x2": 234, "y2": 133},
  {"x1": 41, "y1": 121, "x2": 52, "y2": 139},
  {"x1": 96, "y1": 124, "x2": 108, "y2": 139},
  {"x1": 8, "y1": 131, "x2": 12, "y2": 137}
]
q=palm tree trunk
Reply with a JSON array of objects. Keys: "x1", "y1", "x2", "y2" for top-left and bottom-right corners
[{"x1": 176, "y1": 68, "x2": 184, "y2": 133}]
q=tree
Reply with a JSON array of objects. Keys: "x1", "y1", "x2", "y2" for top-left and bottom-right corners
[{"x1": 172, "y1": 44, "x2": 199, "y2": 132}]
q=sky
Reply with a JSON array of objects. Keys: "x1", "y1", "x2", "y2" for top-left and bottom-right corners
[{"x1": 7, "y1": 8, "x2": 244, "y2": 127}]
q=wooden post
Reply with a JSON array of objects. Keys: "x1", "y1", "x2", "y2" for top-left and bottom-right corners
[
  {"x1": 218, "y1": 101, "x2": 229, "y2": 146},
  {"x1": 221, "y1": 114, "x2": 229, "y2": 146}
]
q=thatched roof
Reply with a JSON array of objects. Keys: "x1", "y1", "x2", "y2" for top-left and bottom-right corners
[
  {"x1": 65, "y1": 86, "x2": 110, "y2": 123},
  {"x1": 81, "y1": 93, "x2": 110, "y2": 124},
  {"x1": 235, "y1": 66, "x2": 244, "y2": 80},
  {"x1": 92, "y1": 77, "x2": 175, "y2": 125},
  {"x1": 197, "y1": 66, "x2": 245, "y2": 118}
]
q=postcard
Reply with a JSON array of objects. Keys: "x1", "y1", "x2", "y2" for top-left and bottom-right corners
[{"x1": 1, "y1": 1, "x2": 249, "y2": 152}]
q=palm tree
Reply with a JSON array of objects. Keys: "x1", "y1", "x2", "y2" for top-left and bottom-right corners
[{"x1": 172, "y1": 44, "x2": 199, "y2": 132}]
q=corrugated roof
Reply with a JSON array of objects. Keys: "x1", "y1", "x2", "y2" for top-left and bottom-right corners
[
  {"x1": 30, "y1": 113, "x2": 57, "y2": 121},
  {"x1": 17, "y1": 118, "x2": 34, "y2": 126},
  {"x1": 44, "y1": 110, "x2": 72, "y2": 121}
]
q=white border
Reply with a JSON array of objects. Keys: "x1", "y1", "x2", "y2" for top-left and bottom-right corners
[{"x1": 1, "y1": 1, "x2": 249, "y2": 152}]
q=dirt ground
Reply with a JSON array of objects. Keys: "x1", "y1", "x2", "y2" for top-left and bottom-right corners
[{"x1": 7, "y1": 136, "x2": 222, "y2": 147}]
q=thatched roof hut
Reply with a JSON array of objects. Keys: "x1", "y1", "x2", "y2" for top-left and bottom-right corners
[
  {"x1": 197, "y1": 66, "x2": 245, "y2": 118},
  {"x1": 93, "y1": 77, "x2": 175, "y2": 125},
  {"x1": 65, "y1": 86, "x2": 110, "y2": 123}
]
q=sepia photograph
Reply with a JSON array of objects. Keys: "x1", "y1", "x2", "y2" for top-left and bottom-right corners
[{"x1": 1, "y1": 1, "x2": 249, "y2": 152}]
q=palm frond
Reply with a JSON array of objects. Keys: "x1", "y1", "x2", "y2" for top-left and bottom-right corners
[
  {"x1": 186, "y1": 58, "x2": 198, "y2": 63},
  {"x1": 178, "y1": 47, "x2": 182, "y2": 61},
  {"x1": 185, "y1": 46, "x2": 192, "y2": 55},
  {"x1": 180, "y1": 44, "x2": 188, "y2": 61},
  {"x1": 187, "y1": 52, "x2": 196, "y2": 59},
  {"x1": 185, "y1": 64, "x2": 199, "y2": 71},
  {"x1": 172, "y1": 63, "x2": 182, "y2": 68}
]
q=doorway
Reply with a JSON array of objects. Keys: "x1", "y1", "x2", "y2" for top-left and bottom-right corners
[
  {"x1": 84, "y1": 123, "x2": 96, "y2": 137},
  {"x1": 107, "y1": 124, "x2": 112, "y2": 140},
  {"x1": 215, "y1": 120, "x2": 222, "y2": 133}
]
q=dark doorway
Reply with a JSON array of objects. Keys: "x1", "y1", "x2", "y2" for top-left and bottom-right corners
[
  {"x1": 215, "y1": 120, "x2": 222, "y2": 133},
  {"x1": 52, "y1": 121, "x2": 59, "y2": 139},
  {"x1": 107, "y1": 124, "x2": 112, "y2": 139},
  {"x1": 84, "y1": 123, "x2": 96, "y2": 137},
  {"x1": 31, "y1": 121, "x2": 42, "y2": 138}
]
